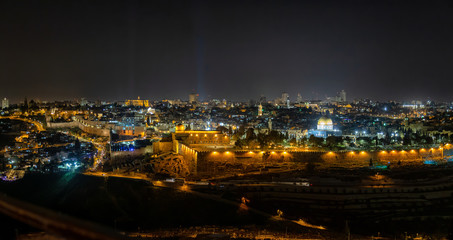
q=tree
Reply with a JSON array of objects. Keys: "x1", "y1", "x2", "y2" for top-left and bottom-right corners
[
  {"x1": 235, "y1": 139, "x2": 245, "y2": 149},
  {"x1": 326, "y1": 136, "x2": 341, "y2": 148},
  {"x1": 403, "y1": 133, "x2": 412, "y2": 146},
  {"x1": 309, "y1": 135, "x2": 323, "y2": 147},
  {"x1": 237, "y1": 125, "x2": 246, "y2": 136},
  {"x1": 268, "y1": 130, "x2": 284, "y2": 145},
  {"x1": 245, "y1": 128, "x2": 256, "y2": 141},
  {"x1": 216, "y1": 126, "x2": 228, "y2": 133},
  {"x1": 357, "y1": 137, "x2": 372, "y2": 148},
  {"x1": 257, "y1": 132, "x2": 270, "y2": 149},
  {"x1": 343, "y1": 136, "x2": 355, "y2": 147}
]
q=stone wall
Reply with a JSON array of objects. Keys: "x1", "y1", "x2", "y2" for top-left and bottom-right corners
[
  {"x1": 46, "y1": 121, "x2": 78, "y2": 129},
  {"x1": 195, "y1": 147, "x2": 451, "y2": 176},
  {"x1": 175, "y1": 142, "x2": 198, "y2": 175},
  {"x1": 73, "y1": 116, "x2": 110, "y2": 136},
  {"x1": 153, "y1": 141, "x2": 173, "y2": 154}
]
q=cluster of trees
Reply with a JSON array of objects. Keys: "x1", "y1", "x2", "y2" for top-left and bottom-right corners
[
  {"x1": 224, "y1": 125, "x2": 453, "y2": 150},
  {"x1": 401, "y1": 130, "x2": 453, "y2": 146},
  {"x1": 230, "y1": 127, "x2": 285, "y2": 149},
  {"x1": 306, "y1": 135, "x2": 344, "y2": 150}
]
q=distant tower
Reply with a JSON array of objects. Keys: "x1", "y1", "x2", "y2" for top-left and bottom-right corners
[
  {"x1": 296, "y1": 93, "x2": 303, "y2": 104},
  {"x1": 268, "y1": 118, "x2": 272, "y2": 130},
  {"x1": 258, "y1": 104, "x2": 263, "y2": 116},
  {"x1": 339, "y1": 90, "x2": 347, "y2": 103},
  {"x1": 281, "y1": 92, "x2": 289, "y2": 105},
  {"x1": 1, "y1": 98, "x2": 9, "y2": 109}
]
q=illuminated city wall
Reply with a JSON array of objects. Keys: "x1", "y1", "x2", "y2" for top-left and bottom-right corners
[
  {"x1": 73, "y1": 115, "x2": 145, "y2": 137},
  {"x1": 195, "y1": 146, "x2": 452, "y2": 175},
  {"x1": 153, "y1": 141, "x2": 173, "y2": 154},
  {"x1": 73, "y1": 117, "x2": 110, "y2": 136},
  {"x1": 46, "y1": 121, "x2": 78, "y2": 129},
  {"x1": 175, "y1": 142, "x2": 198, "y2": 174}
]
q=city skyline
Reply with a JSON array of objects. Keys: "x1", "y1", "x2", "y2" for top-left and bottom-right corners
[
  {"x1": 0, "y1": 91, "x2": 446, "y2": 105},
  {"x1": 3, "y1": 1, "x2": 453, "y2": 239},
  {"x1": 1, "y1": 0, "x2": 453, "y2": 102}
]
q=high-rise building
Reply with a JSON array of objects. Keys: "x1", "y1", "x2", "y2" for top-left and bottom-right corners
[
  {"x1": 339, "y1": 90, "x2": 347, "y2": 102},
  {"x1": 1, "y1": 98, "x2": 8, "y2": 109},
  {"x1": 281, "y1": 92, "x2": 289, "y2": 108},
  {"x1": 189, "y1": 93, "x2": 199, "y2": 104},
  {"x1": 296, "y1": 93, "x2": 303, "y2": 103}
]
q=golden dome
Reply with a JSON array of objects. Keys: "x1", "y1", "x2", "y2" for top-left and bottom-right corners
[
  {"x1": 317, "y1": 116, "x2": 333, "y2": 130},
  {"x1": 175, "y1": 124, "x2": 185, "y2": 132},
  {"x1": 318, "y1": 116, "x2": 333, "y2": 126}
]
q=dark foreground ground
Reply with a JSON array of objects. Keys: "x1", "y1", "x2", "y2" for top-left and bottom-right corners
[
  {"x1": 0, "y1": 173, "x2": 338, "y2": 239},
  {"x1": 1, "y1": 169, "x2": 453, "y2": 239}
]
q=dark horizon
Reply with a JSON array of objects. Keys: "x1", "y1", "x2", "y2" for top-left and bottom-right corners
[{"x1": 1, "y1": 0, "x2": 453, "y2": 103}]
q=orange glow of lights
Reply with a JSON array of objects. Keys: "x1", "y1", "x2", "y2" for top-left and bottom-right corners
[
  {"x1": 260, "y1": 151, "x2": 265, "y2": 154},
  {"x1": 225, "y1": 151, "x2": 230, "y2": 154},
  {"x1": 350, "y1": 151, "x2": 355, "y2": 154},
  {"x1": 420, "y1": 148, "x2": 426, "y2": 151},
  {"x1": 360, "y1": 151, "x2": 366, "y2": 154},
  {"x1": 283, "y1": 152, "x2": 287, "y2": 154},
  {"x1": 212, "y1": 151, "x2": 218, "y2": 154},
  {"x1": 249, "y1": 151, "x2": 253, "y2": 154},
  {"x1": 271, "y1": 151, "x2": 276, "y2": 154},
  {"x1": 381, "y1": 151, "x2": 387, "y2": 154},
  {"x1": 180, "y1": 185, "x2": 189, "y2": 191}
]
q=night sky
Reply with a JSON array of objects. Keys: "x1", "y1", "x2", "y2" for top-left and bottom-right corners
[{"x1": 1, "y1": 0, "x2": 452, "y2": 103}]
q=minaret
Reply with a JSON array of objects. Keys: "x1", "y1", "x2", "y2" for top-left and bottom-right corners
[
  {"x1": 258, "y1": 104, "x2": 263, "y2": 116},
  {"x1": 268, "y1": 118, "x2": 272, "y2": 130}
]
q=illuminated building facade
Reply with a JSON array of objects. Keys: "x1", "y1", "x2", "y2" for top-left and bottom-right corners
[
  {"x1": 173, "y1": 124, "x2": 230, "y2": 145},
  {"x1": 189, "y1": 93, "x2": 199, "y2": 104},
  {"x1": 125, "y1": 97, "x2": 150, "y2": 107},
  {"x1": 1, "y1": 98, "x2": 9, "y2": 109}
]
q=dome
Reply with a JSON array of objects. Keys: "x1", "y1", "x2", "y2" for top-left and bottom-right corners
[
  {"x1": 317, "y1": 117, "x2": 333, "y2": 130},
  {"x1": 318, "y1": 117, "x2": 333, "y2": 126},
  {"x1": 175, "y1": 124, "x2": 185, "y2": 132}
]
